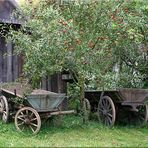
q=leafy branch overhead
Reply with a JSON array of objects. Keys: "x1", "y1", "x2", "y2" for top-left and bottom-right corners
[{"x1": 9, "y1": 0, "x2": 148, "y2": 89}]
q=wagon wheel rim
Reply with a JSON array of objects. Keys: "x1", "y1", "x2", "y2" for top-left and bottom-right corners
[
  {"x1": 0, "y1": 96, "x2": 9, "y2": 123},
  {"x1": 15, "y1": 107, "x2": 41, "y2": 134},
  {"x1": 98, "y1": 96, "x2": 116, "y2": 127}
]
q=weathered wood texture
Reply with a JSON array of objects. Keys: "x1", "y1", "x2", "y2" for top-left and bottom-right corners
[{"x1": 0, "y1": 36, "x2": 21, "y2": 83}]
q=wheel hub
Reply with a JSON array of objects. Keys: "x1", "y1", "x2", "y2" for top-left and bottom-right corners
[
  {"x1": 25, "y1": 118, "x2": 30, "y2": 124},
  {"x1": 102, "y1": 109, "x2": 108, "y2": 115}
]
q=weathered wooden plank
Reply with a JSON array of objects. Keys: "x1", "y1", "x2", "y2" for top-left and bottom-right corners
[
  {"x1": 6, "y1": 41, "x2": 13, "y2": 82},
  {"x1": 2, "y1": 38, "x2": 7, "y2": 82},
  {"x1": 41, "y1": 76, "x2": 47, "y2": 90},
  {"x1": 51, "y1": 74, "x2": 58, "y2": 92},
  {"x1": 18, "y1": 54, "x2": 23, "y2": 77},
  {"x1": 12, "y1": 54, "x2": 19, "y2": 81},
  {"x1": 47, "y1": 76, "x2": 51, "y2": 91}
]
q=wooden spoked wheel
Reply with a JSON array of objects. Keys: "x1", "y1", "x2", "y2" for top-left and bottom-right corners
[
  {"x1": 98, "y1": 96, "x2": 116, "y2": 127},
  {"x1": 15, "y1": 107, "x2": 41, "y2": 134},
  {"x1": 130, "y1": 105, "x2": 148, "y2": 126},
  {"x1": 0, "y1": 96, "x2": 9, "y2": 123}
]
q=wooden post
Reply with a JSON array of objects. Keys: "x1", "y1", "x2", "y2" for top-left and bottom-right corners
[{"x1": 6, "y1": 41, "x2": 13, "y2": 82}]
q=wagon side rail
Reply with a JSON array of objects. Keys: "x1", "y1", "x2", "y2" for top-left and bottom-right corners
[
  {"x1": 117, "y1": 88, "x2": 148, "y2": 104},
  {"x1": 0, "y1": 88, "x2": 23, "y2": 99}
]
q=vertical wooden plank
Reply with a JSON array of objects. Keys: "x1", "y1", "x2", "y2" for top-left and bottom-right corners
[
  {"x1": 2, "y1": 37, "x2": 7, "y2": 82},
  {"x1": 18, "y1": 54, "x2": 24, "y2": 77},
  {"x1": 41, "y1": 76, "x2": 47, "y2": 90},
  {"x1": 51, "y1": 74, "x2": 58, "y2": 92},
  {"x1": 6, "y1": 41, "x2": 13, "y2": 82},
  {"x1": 58, "y1": 73, "x2": 68, "y2": 110},
  {"x1": 12, "y1": 54, "x2": 19, "y2": 81},
  {"x1": 47, "y1": 76, "x2": 51, "y2": 91}
]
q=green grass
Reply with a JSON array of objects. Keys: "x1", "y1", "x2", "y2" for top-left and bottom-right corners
[{"x1": 0, "y1": 115, "x2": 148, "y2": 147}]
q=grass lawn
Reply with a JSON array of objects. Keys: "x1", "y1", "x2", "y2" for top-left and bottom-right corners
[{"x1": 0, "y1": 115, "x2": 148, "y2": 147}]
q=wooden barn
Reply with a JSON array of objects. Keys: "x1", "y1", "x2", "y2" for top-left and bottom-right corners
[{"x1": 0, "y1": 0, "x2": 67, "y2": 94}]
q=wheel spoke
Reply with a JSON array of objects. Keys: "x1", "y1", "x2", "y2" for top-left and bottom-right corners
[
  {"x1": 107, "y1": 113, "x2": 113, "y2": 118},
  {"x1": 107, "y1": 108, "x2": 113, "y2": 112},
  {"x1": 30, "y1": 122, "x2": 38, "y2": 127},
  {"x1": 105, "y1": 100, "x2": 110, "y2": 109},
  {"x1": 30, "y1": 112, "x2": 34, "y2": 118},
  {"x1": 102, "y1": 99, "x2": 107, "y2": 108},
  {"x1": 98, "y1": 108, "x2": 104, "y2": 113},
  {"x1": 20, "y1": 111, "x2": 25, "y2": 117},
  {"x1": 18, "y1": 122, "x2": 25, "y2": 126},
  {"x1": 17, "y1": 116, "x2": 25, "y2": 121},
  {"x1": 107, "y1": 116, "x2": 112, "y2": 125},
  {"x1": 106, "y1": 103, "x2": 111, "y2": 110},
  {"x1": 30, "y1": 118, "x2": 37, "y2": 122},
  {"x1": 29, "y1": 125, "x2": 35, "y2": 133}
]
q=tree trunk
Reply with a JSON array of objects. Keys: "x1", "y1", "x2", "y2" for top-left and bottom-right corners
[{"x1": 79, "y1": 75, "x2": 88, "y2": 123}]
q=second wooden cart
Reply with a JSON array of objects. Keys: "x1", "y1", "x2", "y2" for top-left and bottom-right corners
[{"x1": 85, "y1": 88, "x2": 148, "y2": 126}]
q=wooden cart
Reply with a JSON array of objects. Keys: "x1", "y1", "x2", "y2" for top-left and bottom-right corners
[
  {"x1": 0, "y1": 83, "x2": 74, "y2": 134},
  {"x1": 85, "y1": 88, "x2": 148, "y2": 126}
]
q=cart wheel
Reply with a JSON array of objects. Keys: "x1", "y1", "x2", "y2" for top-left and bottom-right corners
[
  {"x1": 130, "y1": 104, "x2": 148, "y2": 126},
  {"x1": 0, "y1": 96, "x2": 9, "y2": 123},
  {"x1": 15, "y1": 107, "x2": 41, "y2": 134},
  {"x1": 98, "y1": 96, "x2": 116, "y2": 127}
]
